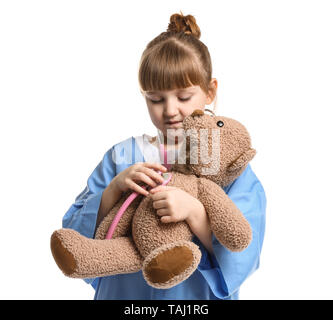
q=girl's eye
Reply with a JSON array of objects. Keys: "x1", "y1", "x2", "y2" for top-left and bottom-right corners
[
  {"x1": 150, "y1": 97, "x2": 191, "y2": 104},
  {"x1": 150, "y1": 99, "x2": 163, "y2": 104},
  {"x1": 179, "y1": 97, "x2": 191, "y2": 102}
]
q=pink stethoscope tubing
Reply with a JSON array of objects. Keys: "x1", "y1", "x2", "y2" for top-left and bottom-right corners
[{"x1": 105, "y1": 144, "x2": 171, "y2": 240}]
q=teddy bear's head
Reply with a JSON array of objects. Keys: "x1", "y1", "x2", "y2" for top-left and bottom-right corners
[{"x1": 170, "y1": 109, "x2": 256, "y2": 187}]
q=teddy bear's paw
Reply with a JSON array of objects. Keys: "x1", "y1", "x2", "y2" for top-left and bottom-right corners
[
  {"x1": 142, "y1": 240, "x2": 201, "y2": 289},
  {"x1": 51, "y1": 229, "x2": 144, "y2": 279}
]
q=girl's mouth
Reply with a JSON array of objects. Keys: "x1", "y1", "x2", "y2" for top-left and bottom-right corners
[
  {"x1": 165, "y1": 120, "x2": 182, "y2": 124},
  {"x1": 165, "y1": 121, "x2": 183, "y2": 127}
]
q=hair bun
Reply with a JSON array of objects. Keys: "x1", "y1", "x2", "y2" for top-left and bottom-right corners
[{"x1": 167, "y1": 11, "x2": 201, "y2": 39}]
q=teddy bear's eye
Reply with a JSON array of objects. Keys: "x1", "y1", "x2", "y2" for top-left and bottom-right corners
[{"x1": 217, "y1": 120, "x2": 224, "y2": 127}]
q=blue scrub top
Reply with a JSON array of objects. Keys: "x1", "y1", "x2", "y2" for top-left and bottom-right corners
[{"x1": 62, "y1": 136, "x2": 266, "y2": 300}]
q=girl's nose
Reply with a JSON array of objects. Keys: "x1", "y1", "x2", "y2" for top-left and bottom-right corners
[{"x1": 163, "y1": 100, "x2": 179, "y2": 118}]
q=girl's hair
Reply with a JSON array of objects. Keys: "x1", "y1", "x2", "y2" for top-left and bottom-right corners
[{"x1": 138, "y1": 11, "x2": 217, "y2": 112}]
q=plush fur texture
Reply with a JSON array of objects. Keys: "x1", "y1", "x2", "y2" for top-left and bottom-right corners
[{"x1": 50, "y1": 110, "x2": 255, "y2": 289}]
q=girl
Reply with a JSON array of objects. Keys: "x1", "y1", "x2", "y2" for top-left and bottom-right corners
[{"x1": 62, "y1": 12, "x2": 266, "y2": 300}]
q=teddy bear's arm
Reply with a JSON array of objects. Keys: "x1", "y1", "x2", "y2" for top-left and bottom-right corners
[{"x1": 197, "y1": 178, "x2": 252, "y2": 252}]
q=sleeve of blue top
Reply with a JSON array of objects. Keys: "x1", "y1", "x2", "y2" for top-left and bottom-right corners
[
  {"x1": 195, "y1": 164, "x2": 267, "y2": 299},
  {"x1": 62, "y1": 146, "x2": 117, "y2": 287}
]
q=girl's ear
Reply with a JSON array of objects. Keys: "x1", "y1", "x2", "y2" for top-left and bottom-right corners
[
  {"x1": 206, "y1": 78, "x2": 218, "y2": 104},
  {"x1": 227, "y1": 148, "x2": 256, "y2": 173}
]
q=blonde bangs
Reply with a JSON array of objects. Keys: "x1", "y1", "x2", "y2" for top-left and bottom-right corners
[{"x1": 139, "y1": 43, "x2": 208, "y2": 94}]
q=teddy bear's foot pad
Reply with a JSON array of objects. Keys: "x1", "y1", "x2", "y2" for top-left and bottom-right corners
[
  {"x1": 51, "y1": 228, "x2": 143, "y2": 278},
  {"x1": 143, "y1": 240, "x2": 201, "y2": 289},
  {"x1": 51, "y1": 229, "x2": 77, "y2": 276}
]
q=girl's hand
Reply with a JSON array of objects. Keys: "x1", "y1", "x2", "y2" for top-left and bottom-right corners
[
  {"x1": 113, "y1": 162, "x2": 167, "y2": 196},
  {"x1": 150, "y1": 186, "x2": 204, "y2": 224}
]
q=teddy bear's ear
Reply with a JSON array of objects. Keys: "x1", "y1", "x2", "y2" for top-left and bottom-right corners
[
  {"x1": 191, "y1": 109, "x2": 204, "y2": 117},
  {"x1": 227, "y1": 148, "x2": 256, "y2": 173}
]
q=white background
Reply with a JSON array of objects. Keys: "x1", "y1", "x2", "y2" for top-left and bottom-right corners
[{"x1": 1, "y1": 0, "x2": 332, "y2": 300}]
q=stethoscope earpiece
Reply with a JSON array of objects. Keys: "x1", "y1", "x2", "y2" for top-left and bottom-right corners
[{"x1": 204, "y1": 108, "x2": 215, "y2": 116}]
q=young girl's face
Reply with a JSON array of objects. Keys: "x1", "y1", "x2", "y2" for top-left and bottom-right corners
[{"x1": 144, "y1": 81, "x2": 217, "y2": 139}]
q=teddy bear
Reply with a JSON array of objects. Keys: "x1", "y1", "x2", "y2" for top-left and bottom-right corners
[{"x1": 51, "y1": 109, "x2": 256, "y2": 289}]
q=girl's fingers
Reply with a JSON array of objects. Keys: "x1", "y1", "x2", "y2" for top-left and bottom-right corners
[
  {"x1": 143, "y1": 162, "x2": 167, "y2": 173},
  {"x1": 123, "y1": 162, "x2": 169, "y2": 195},
  {"x1": 160, "y1": 216, "x2": 173, "y2": 223},
  {"x1": 141, "y1": 167, "x2": 165, "y2": 184},
  {"x1": 152, "y1": 199, "x2": 167, "y2": 210},
  {"x1": 150, "y1": 185, "x2": 175, "y2": 193},
  {"x1": 156, "y1": 208, "x2": 169, "y2": 216},
  {"x1": 133, "y1": 171, "x2": 158, "y2": 188},
  {"x1": 150, "y1": 188, "x2": 168, "y2": 199},
  {"x1": 127, "y1": 180, "x2": 149, "y2": 196},
  {"x1": 150, "y1": 185, "x2": 163, "y2": 192}
]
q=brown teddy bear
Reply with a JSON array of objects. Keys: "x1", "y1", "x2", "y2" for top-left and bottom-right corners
[{"x1": 51, "y1": 109, "x2": 255, "y2": 289}]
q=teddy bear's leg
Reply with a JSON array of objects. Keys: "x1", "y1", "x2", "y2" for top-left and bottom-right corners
[
  {"x1": 132, "y1": 196, "x2": 201, "y2": 289},
  {"x1": 51, "y1": 228, "x2": 143, "y2": 279}
]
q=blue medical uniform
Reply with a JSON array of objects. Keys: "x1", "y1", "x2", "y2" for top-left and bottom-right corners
[{"x1": 62, "y1": 137, "x2": 266, "y2": 300}]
